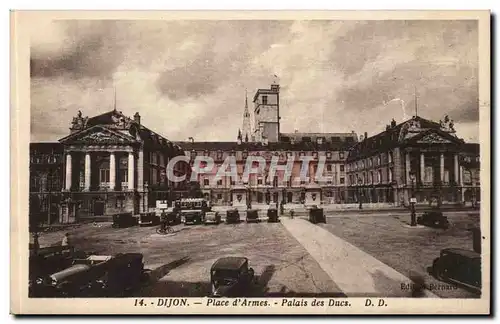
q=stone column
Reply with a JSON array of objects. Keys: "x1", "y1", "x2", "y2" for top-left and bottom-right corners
[
  {"x1": 460, "y1": 165, "x2": 465, "y2": 202},
  {"x1": 109, "y1": 152, "x2": 116, "y2": 191},
  {"x1": 405, "y1": 152, "x2": 411, "y2": 185},
  {"x1": 65, "y1": 153, "x2": 72, "y2": 191},
  {"x1": 84, "y1": 152, "x2": 91, "y2": 191},
  {"x1": 137, "y1": 149, "x2": 144, "y2": 191},
  {"x1": 128, "y1": 152, "x2": 135, "y2": 191},
  {"x1": 420, "y1": 153, "x2": 425, "y2": 184},
  {"x1": 454, "y1": 154, "x2": 459, "y2": 184},
  {"x1": 440, "y1": 153, "x2": 445, "y2": 182}
]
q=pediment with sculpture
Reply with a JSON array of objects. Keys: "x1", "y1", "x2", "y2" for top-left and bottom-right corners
[{"x1": 60, "y1": 125, "x2": 138, "y2": 145}]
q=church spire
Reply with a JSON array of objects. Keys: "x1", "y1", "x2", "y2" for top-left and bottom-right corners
[{"x1": 242, "y1": 89, "x2": 252, "y2": 143}]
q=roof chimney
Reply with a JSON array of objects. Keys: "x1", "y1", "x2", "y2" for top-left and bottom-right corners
[
  {"x1": 294, "y1": 129, "x2": 298, "y2": 133},
  {"x1": 134, "y1": 112, "x2": 141, "y2": 124},
  {"x1": 364, "y1": 132, "x2": 368, "y2": 140}
]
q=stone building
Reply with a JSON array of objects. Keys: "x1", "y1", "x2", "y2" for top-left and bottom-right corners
[
  {"x1": 345, "y1": 115, "x2": 480, "y2": 207},
  {"x1": 174, "y1": 83, "x2": 358, "y2": 208},
  {"x1": 30, "y1": 109, "x2": 188, "y2": 223},
  {"x1": 29, "y1": 143, "x2": 65, "y2": 224}
]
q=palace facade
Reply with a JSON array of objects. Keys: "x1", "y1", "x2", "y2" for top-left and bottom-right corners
[
  {"x1": 172, "y1": 83, "x2": 358, "y2": 208},
  {"x1": 29, "y1": 82, "x2": 481, "y2": 223},
  {"x1": 30, "y1": 109, "x2": 189, "y2": 223},
  {"x1": 345, "y1": 116, "x2": 480, "y2": 206}
]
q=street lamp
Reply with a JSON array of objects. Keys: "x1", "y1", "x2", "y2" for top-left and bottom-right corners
[
  {"x1": 357, "y1": 177, "x2": 363, "y2": 210},
  {"x1": 409, "y1": 171, "x2": 417, "y2": 226}
]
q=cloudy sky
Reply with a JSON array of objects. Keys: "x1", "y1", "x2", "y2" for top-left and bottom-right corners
[{"x1": 30, "y1": 19, "x2": 479, "y2": 143}]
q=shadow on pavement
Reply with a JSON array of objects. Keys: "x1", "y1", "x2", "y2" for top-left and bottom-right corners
[{"x1": 145, "y1": 256, "x2": 191, "y2": 283}]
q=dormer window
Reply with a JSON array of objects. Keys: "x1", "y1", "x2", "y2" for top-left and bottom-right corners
[
  {"x1": 217, "y1": 151, "x2": 223, "y2": 160},
  {"x1": 317, "y1": 137, "x2": 324, "y2": 145},
  {"x1": 242, "y1": 151, "x2": 248, "y2": 159},
  {"x1": 313, "y1": 152, "x2": 318, "y2": 159},
  {"x1": 326, "y1": 152, "x2": 332, "y2": 159},
  {"x1": 339, "y1": 151, "x2": 345, "y2": 159}
]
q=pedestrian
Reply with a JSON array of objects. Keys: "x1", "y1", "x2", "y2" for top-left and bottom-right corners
[
  {"x1": 61, "y1": 233, "x2": 70, "y2": 247},
  {"x1": 160, "y1": 209, "x2": 168, "y2": 232},
  {"x1": 61, "y1": 232, "x2": 74, "y2": 253}
]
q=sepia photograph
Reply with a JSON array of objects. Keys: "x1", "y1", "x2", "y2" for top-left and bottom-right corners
[{"x1": 11, "y1": 10, "x2": 490, "y2": 315}]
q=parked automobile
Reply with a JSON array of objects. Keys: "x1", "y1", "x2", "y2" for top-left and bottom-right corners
[
  {"x1": 308, "y1": 205, "x2": 325, "y2": 224},
  {"x1": 226, "y1": 208, "x2": 240, "y2": 224},
  {"x1": 431, "y1": 248, "x2": 481, "y2": 292},
  {"x1": 29, "y1": 246, "x2": 86, "y2": 296},
  {"x1": 112, "y1": 212, "x2": 136, "y2": 228},
  {"x1": 267, "y1": 207, "x2": 279, "y2": 223},
  {"x1": 204, "y1": 211, "x2": 221, "y2": 225},
  {"x1": 417, "y1": 209, "x2": 450, "y2": 229},
  {"x1": 210, "y1": 257, "x2": 255, "y2": 297},
  {"x1": 246, "y1": 209, "x2": 259, "y2": 223},
  {"x1": 31, "y1": 253, "x2": 147, "y2": 297},
  {"x1": 138, "y1": 212, "x2": 160, "y2": 226}
]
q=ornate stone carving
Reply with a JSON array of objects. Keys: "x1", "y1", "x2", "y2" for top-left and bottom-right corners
[
  {"x1": 417, "y1": 133, "x2": 452, "y2": 144},
  {"x1": 439, "y1": 115, "x2": 456, "y2": 133},
  {"x1": 79, "y1": 131, "x2": 125, "y2": 144},
  {"x1": 111, "y1": 113, "x2": 132, "y2": 130},
  {"x1": 407, "y1": 118, "x2": 421, "y2": 131},
  {"x1": 70, "y1": 110, "x2": 89, "y2": 132}
]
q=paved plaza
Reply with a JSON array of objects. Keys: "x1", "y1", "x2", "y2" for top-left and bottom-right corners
[{"x1": 36, "y1": 210, "x2": 480, "y2": 298}]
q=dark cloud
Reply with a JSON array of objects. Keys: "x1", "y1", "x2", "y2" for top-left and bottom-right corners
[
  {"x1": 448, "y1": 93, "x2": 479, "y2": 123},
  {"x1": 155, "y1": 20, "x2": 293, "y2": 100},
  {"x1": 30, "y1": 21, "x2": 125, "y2": 79}
]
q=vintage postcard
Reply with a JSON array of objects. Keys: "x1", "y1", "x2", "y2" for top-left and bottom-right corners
[{"x1": 11, "y1": 10, "x2": 490, "y2": 315}]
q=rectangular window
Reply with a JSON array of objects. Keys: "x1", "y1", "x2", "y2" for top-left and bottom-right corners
[
  {"x1": 217, "y1": 179, "x2": 223, "y2": 186},
  {"x1": 217, "y1": 193, "x2": 222, "y2": 200},
  {"x1": 257, "y1": 179, "x2": 263, "y2": 185},
  {"x1": 339, "y1": 152, "x2": 345, "y2": 159},
  {"x1": 340, "y1": 177, "x2": 345, "y2": 184},
  {"x1": 327, "y1": 164, "x2": 332, "y2": 171},
  {"x1": 424, "y1": 167, "x2": 433, "y2": 183},
  {"x1": 339, "y1": 165, "x2": 345, "y2": 172},
  {"x1": 262, "y1": 95, "x2": 268, "y2": 105},
  {"x1": 203, "y1": 179, "x2": 210, "y2": 186},
  {"x1": 99, "y1": 169, "x2": 110, "y2": 188},
  {"x1": 273, "y1": 176, "x2": 278, "y2": 187}
]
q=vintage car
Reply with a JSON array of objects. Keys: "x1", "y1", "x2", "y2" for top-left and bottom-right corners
[
  {"x1": 210, "y1": 257, "x2": 255, "y2": 297},
  {"x1": 267, "y1": 207, "x2": 279, "y2": 223},
  {"x1": 417, "y1": 209, "x2": 450, "y2": 229},
  {"x1": 176, "y1": 198, "x2": 208, "y2": 225},
  {"x1": 246, "y1": 209, "x2": 259, "y2": 223},
  {"x1": 29, "y1": 246, "x2": 86, "y2": 296},
  {"x1": 226, "y1": 208, "x2": 241, "y2": 224},
  {"x1": 31, "y1": 253, "x2": 146, "y2": 297},
  {"x1": 308, "y1": 205, "x2": 326, "y2": 224},
  {"x1": 431, "y1": 248, "x2": 481, "y2": 292},
  {"x1": 138, "y1": 211, "x2": 160, "y2": 226},
  {"x1": 204, "y1": 211, "x2": 221, "y2": 225},
  {"x1": 112, "y1": 212, "x2": 136, "y2": 228}
]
